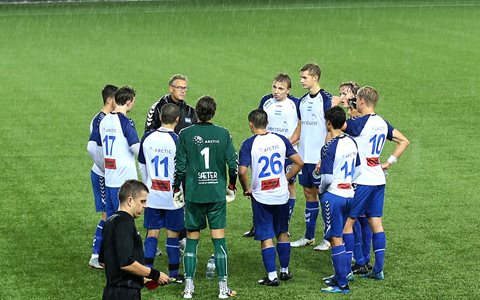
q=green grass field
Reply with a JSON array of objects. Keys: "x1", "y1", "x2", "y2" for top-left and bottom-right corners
[{"x1": 1, "y1": 0, "x2": 479, "y2": 299}]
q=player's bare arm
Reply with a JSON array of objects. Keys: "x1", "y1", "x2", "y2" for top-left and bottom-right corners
[{"x1": 381, "y1": 129, "x2": 410, "y2": 170}]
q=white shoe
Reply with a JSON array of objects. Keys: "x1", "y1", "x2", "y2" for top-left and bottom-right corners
[
  {"x1": 218, "y1": 281, "x2": 237, "y2": 299},
  {"x1": 89, "y1": 257, "x2": 103, "y2": 269},
  {"x1": 155, "y1": 247, "x2": 162, "y2": 256},
  {"x1": 290, "y1": 237, "x2": 315, "y2": 247},
  {"x1": 313, "y1": 239, "x2": 331, "y2": 251},
  {"x1": 183, "y1": 278, "x2": 194, "y2": 299}
]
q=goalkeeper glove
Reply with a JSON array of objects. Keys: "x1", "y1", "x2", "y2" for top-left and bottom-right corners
[
  {"x1": 226, "y1": 183, "x2": 236, "y2": 202},
  {"x1": 172, "y1": 188, "x2": 184, "y2": 208}
]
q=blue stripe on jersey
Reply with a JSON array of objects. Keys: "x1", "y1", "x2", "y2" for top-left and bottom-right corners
[
  {"x1": 138, "y1": 130, "x2": 156, "y2": 164},
  {"x1": 239, "y1": 135, "x2": 256, "y2": 167},
  {"x1": 345, "y1": 114, "x2": 394, "y2": 140},
  {"x1": 259, "y1": 94, "x2": 272, "y2": 110},
  {"x1": 90, "y1": 111, "x2": 106, "y2": 146},
  {"x1": 320, "y1": 138, "x2": 338, "y2": 175},
  {"x1": 287, "y1": 95, "x2": 301, "y2": 120},
  {"x1": 117, "y1": 112, "x2": 140, "y2": 146},
  {"x1": 273, "y1": 133, "x2": 297, "y2": 158},
  {"x1": 320, "y1": 89, "x2": 333, "y2": 113}
]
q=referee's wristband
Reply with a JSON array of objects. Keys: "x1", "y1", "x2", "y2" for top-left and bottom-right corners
[
  {"x1": 387, "y1": 155, "x2": 398, "y2": 164},
  {"x1": 147, "y1": 268, "x2": 160, "y2": 282}
]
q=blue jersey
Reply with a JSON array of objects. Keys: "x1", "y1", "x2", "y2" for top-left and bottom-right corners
[
  {"x1": 89, "y1": 111, "x2": 106, "y2": 176},
  {"x1": 320, "y1": 134, "x2": 360, "y2": 198},
  {"x1": 98, "y1": 112, "x2": 139, "y2": 188},
  {"x1": 345, "y1": 114, "x2": 394, "y2": 186},
  {"x1": 239, "y1": 132, "x2": 297, "y2": 205},
  {"x1": 138, "y1": 127, "x2": 178, "y2": 210},
  {"x1": 259, "y1": 94, "x2": 300, "y2": 140},
  {"x1": 298, "y1": 89, "x2": 332, "y2": 163}
]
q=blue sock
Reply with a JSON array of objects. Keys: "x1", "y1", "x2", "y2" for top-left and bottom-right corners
[
  {"x1": 331, "y1": 245, "x2": 348, "y2": 287},
  {"x1": 359, "y1": 217, "x2": 372, "y2": 263},
  {"x1": 166, "y1": 237, "x2": 180, "y2": 278},
  {"x1": 261, "y1": 246, "x2": 277, "y2": 274},
  {"x1": 276, "y1": 242, "x2": 290, "y2": 269},
  {"x1": 353, "y1": 221, "x2": 365, "y2": 265},
  {"x1": 144, "y1": 237, "x2": 158, "y2": 268},
  {"x1": 305, "y1": 201, "x2": 319, "y2": 240},
  {"x1": 343, "y1": 233, "x2": 354, "y2": 274},
  {"x1": 92, "y1": 219, "x2": 105, "y2": 255},
  {"x1": 372, "y1": 232, "x2": 386, "y2": 273},
  {"x1": 288, "y1": 198, "x2": 295, "y2": 224}
]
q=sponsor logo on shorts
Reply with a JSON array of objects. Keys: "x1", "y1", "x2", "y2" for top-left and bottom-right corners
[{"x1": 312, "y1": 170, "x2": 321, "y2": 180}]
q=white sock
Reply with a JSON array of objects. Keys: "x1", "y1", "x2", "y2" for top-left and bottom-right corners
[{"x1": 268, "y1": 271, "x2": 278, "y2": 281}]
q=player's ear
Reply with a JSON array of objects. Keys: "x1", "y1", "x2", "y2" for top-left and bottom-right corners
[{"x1": 175, "y1": 116, "x2": 180, "y2": 124}]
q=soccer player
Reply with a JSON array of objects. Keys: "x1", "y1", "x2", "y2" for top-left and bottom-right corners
[
  {"x1": 291, "y1": 63, "x2": 333, "y2": 251},
  {"x1": 144, "y1": 74, "x2": 197, "y2": 134},
  {"x1": 173, "y1": 96, "x2": 238, "y2": 299},
  {"x1": 99, "y1": 179, "x2": 169, "y2": 299},
  {"x1": 86, "y1": 84, "x2": 117, "y2": 269},
  {"x1": 342, "y1": 86, "x2": 410, "y2": 280},
  {"x1": 138, "y1": 103, "x2": 184, "y2": 282},
  {"x1": 318, "y1": 106, "x2": 359, "y2": 294},
  {"x1": 98, "y1": 86, "x2": 140, "y2": 218},
  {"x1": 238, "y1": 109, "x2": 303, "y2": 286},
  {"x1": 243, "y1": 74, "x2": 300, "y2": 238}
]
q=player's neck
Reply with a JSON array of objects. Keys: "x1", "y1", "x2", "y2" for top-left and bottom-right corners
[
  {"x1": 309, "y1": 85, "x2": 321, "y2": 95},
  {"x1": 161, "y1": 124, "x2": 176, "y2": 130},
  {"x1": 330, "y1": 129, "x2": 343, "y2": 138},
  {"x1": 253, "y1": 128, "x2": 268, "y2": 135},
  {"x1": 114, "y1": 105, "x2": 129, "y2": 115}
]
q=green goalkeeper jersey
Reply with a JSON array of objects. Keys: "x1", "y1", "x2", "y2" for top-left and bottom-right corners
[{"x1": 174, "y1": 122, "x2": 238, "y2": 203}]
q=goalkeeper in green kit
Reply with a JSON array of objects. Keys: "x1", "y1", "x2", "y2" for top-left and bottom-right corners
[{"x1": 172, "y1": 96, "x2": 238, "y2": 299}]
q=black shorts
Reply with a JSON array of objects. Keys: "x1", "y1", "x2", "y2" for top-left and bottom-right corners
[{"x1": 103, "y1": 286, "x2": 141, "y2": 300}]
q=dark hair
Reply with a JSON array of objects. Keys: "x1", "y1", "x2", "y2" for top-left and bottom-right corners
[
  {"x1": 273, "y1": 73, "x2": 291, "y2": 89},
  {"x1": 357, "y1": 86, "x2": 379, "y2": 107},
  {"x1": 102, "y1": 84, "x2": 118, "y2": 104},
  {"x1": 339, "y1": 81, "x2": 360, "y2": 96},
  {"x1": 300, "y1": 63, "x2": 321, "y2": 80},
  {"x1": 169, "y1": 74, "x2": 188, "y2": 86},
  {"x1": 195, "y1": 96, "x2": 216, "y2": 122},
  {"x1": 161, "y1": 103, "x2": 180, "y2": 125},
  {"x1": 248, "y1": 109, "x2": 268, "y2": 129},
  {"x1": 324, "y1": 106, "x2": 346, "y2": 129},
  {"x1": 114, "y1": 86, "x2": 136, "y2": 106},
  {"x1": 118, "y1": 179, "x2": 148, "y2": 204}
]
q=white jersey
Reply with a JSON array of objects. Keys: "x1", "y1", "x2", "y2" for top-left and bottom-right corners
[
  {"x1": 239, "y1": 132, "x2": 297, "y2": 205},
  {"x1": 345, "y1": 114, "x2": 394, "y2": 186},
  {"x1": 259, "y1": 94, "x2": 300, "y2": 141},
  {"x1": 298, "y1": 89, "x2": 332, "y2": 164},
  {"x1": 98, "y1": 112, "x2": 139, "y2": 187},
  {"x1": 320, "y1": 134, "x2": 360, "y2": 198},
  {"x1": 89, "y1": 111, "x2": 106, "y2": 176},
  {"x1": 138, "y1": 127, "x2": 178, "y2": 210}
]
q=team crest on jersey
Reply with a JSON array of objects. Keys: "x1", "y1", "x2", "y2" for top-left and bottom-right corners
[{"x1": 193, "y1": 136, "x2": 203, "y2": 145}]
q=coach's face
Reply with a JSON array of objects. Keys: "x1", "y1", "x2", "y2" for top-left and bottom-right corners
[
  {"x1": 130, "y1": 190, "x2": 148, "y2": 218},
  {"x1": 272, "y1": 81, "x2": 290, "y2": 101},
  {"x1": 300, "y1": 71, "x2": 317, "y2": 90},
  {"x1": 169, "y1": 79, "x2": 188, "y2": 102}
]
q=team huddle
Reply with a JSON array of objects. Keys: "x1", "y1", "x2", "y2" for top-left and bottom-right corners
[{"x1": 86, "y1": 63, "x2": 409, "y2": 299}]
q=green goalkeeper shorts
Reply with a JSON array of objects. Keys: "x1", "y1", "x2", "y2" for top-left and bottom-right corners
[{"x1": 185, "y1": 201, "x2": 226, "y2": 231}]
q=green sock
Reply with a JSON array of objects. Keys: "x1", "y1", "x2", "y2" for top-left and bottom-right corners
[
  {"x1": 184, "y1": 238, "x2": 199, "y2": 279},
  {"x1": 212, "y1": 238, "x2": 228, "y2": 281}
]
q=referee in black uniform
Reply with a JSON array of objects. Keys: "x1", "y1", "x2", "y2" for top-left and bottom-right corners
[{"x1": 99, "y1": 180, "x2": 169, "y2": 299}]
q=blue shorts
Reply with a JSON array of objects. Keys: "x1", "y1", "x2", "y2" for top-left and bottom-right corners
[
  {"x1": 349, "y1": 185, "x2": 385, "y2": 218},
  {"x1": 285, "y1": 158, "x2": 297, "y2": 183},
  {"x1": 105, "y1": 187, "x2": 120, "y2": 219},
  {"x1": 143, "y1": 207, "x2": 185, "y2": 232},
  {"x1": 90, "y1": 171, "x2": 106, "y2": 212},
  {"x1": 252, "y1": 198, "x2": 289, "y2": 241},
  {"x1": 320, "y1": 192, "x2": 350, "y2": 239},
  {"x1": 298, "y1": 163, "x2": 321, "y2": 188}
]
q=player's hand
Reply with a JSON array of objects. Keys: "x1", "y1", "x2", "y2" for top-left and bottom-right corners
[
  {"x1": 173, "y1": 188, "x2": 184, "y2": 208},
  {"x1": 226, "y1": 184, "x2": 236, "y2": 202},
  {"x1": 314, "y1": 161, "x2": 321, "y2": 174},
  {"x1": 243, "y1": 189, "x2": 252, "y2": 200},
  {"x1": 158, "y1": 271, "x2": 170, "y2": 285}
]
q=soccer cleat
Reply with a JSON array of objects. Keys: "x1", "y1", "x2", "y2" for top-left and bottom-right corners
[
  {"x1": 352, "y1": 263, "x2": 369, "y2": 275},
  {"x1": 257, "y1": 277, "x2": 280, "y2": 287},
  {"x1": 313, "y1": 239, "x2": 331, "y2": 251},
  {"x1": 363, "y1": 270, "x2": 384, "y2": 280},
  {"x1": 321, "y1": 284, "x2": 351, "y2": 294},
  {"x1": 170, "y1": 274, "x2": 185, "y2": 284},
  {"x1": 366, "y1": 262, "x2": 373, "y2": 271},
  {"x1": 290, "y1": 237, "x2": 315, "y2": 247},
  {"x1": 89, "y1": 257, "x2": 103, "y2": 269},
  {"x1": 182, "y1": 279, "x2": 194, "y2": 299},
  {"x1": 219, "y1": 281, "x2": 237, "y2": 299},
  {"x1": 155, "y1": 247, "x2": 162, "y2": 256},
  {"x1": 279, "y1": 271, "x2": 293, "y2": 281},
  {"x1": 243, "y1": 226, "x2": 255, "y2": 238},
  {"x1": 323, "y1": 272, "x2": 354, "y2": 286}
]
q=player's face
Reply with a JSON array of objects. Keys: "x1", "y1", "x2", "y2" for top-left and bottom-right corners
[
  {"x1": 169, "y1": 79, "x2": 188, "y2": 101},
  {"x1": 272, "y1": 81, "x2": 290, "y2": 101},
  {"x1": 300, "y1": 71, "x2": 318, "y2": 90},
  {"x1": 130, "y1": 190, "x2": 148, "y2": 218},
  {"x1": 339, "y1": 86, "x2": 355, "y2": 108}
]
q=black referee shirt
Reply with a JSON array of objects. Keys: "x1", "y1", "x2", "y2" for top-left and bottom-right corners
[
  {"x1": 99, "y1": 211, "x2": 145, "y2": 290},
  {"x1": 144, "y1": 94, "x2": 197, "y2": 134}
]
